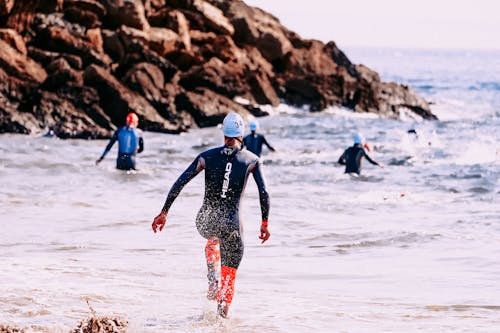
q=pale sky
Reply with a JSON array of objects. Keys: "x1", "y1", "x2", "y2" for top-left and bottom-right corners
[{"x1": 243, "y1": 0, "x2": 500, "y2": 50}]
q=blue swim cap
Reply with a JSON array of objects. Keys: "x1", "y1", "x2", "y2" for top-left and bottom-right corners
[
  {"x1": 353, "y1": 133, "x2": 365, "y2": 144},
  {"x1": 249, "y1": 120, "x2": 259, "y2": 131},
  {"x1": 223, "y1": 113, "x2": 245, "y2": 137}
]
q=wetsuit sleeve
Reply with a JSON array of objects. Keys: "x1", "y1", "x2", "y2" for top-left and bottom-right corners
[
  {"x1": 363, "y1": 150, "x2": 379, "y2": 165},
  {"x1": 100, "y1": 130, "x2": 118, "y2": 159},
  {"x1": 251, "y1": 161, "x2": 270, "y2": 221},
  {"x1": 338, "y1": 150, "x2": 347, "y2": 165},
  {"x1": 262, "y1": 136, "x2": 275, "y2": 151},
  {"x1": 138, "y1": 137, "x2": 144, "y2": 153},
  {"x1": 161, "y1": 155, "x2": 205, "y2": 212}
]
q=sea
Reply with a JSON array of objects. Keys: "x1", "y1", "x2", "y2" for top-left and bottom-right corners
[{"x1": 1, "y1": 48, "x2": 499, "y2": 332}]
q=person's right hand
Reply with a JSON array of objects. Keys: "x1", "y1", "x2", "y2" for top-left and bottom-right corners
[
  {"x1": 95, "y1": 157, "x2": 102, "y2": 165},
  {"x1": 259, "y1": 222, "x2": 270, "y2": 244},
  {"x1": 152, "y1": 211, "x2": 167, "y2": 233},
  {"x1": 378, "y1": 162, "x2": 385, "y2": 168}
]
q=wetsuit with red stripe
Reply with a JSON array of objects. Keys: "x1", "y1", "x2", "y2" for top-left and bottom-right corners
[{"x1": 162, "y1": 145, "x2": 270, "y2": 269}]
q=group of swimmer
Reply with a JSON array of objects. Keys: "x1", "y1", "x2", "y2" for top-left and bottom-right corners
[{"x1": 95, "y1": 112, "x2": 385, "y2": 318}]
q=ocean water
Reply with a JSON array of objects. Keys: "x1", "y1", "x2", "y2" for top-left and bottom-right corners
[{"x1": 1, "y1": 48, "x2": 499, "y2": 332}]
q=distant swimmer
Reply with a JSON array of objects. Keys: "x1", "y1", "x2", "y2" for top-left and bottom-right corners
[
  {"x1": 96, "y1": 112, "x2": 144, "y2": 170},
  {"x1": 338, "y1": 133, "x2": 384, "y2": 175},
  {"x1": 152, "y1": 112, "x2": 271, "y2": 318},
  {"x1": 407, "y1": 128, "x2": 431, "y2": 146},
  {"x1": 243, "y1": 120, "x2": 276, "y2": 157}
]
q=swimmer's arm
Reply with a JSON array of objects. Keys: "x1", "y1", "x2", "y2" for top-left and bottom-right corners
[
  {"x1": 252, "y1": 162, "x2": 270, "y2": 221},
  {"x1": 364, "y1": 151, "x2": 384, "y2": 168},
  {"x1": 338, "y1": 151, "x2": 346, "y2": 165},
  {"x1": 96, "y1": 130, "x2": 118, "y2": 164},
  {"x1": 138, "y1": 137, "x2": 144, "y2": 153},
  {"x1": 161, "y1": 155, "x2": 205, "y2": 213},
  {"x1": 153, "y1": 156, "x2": 205, "y2": 233},
  {"x1": 262, "y1": 136, "x2": 276, "y2": 152},
  {"x1": 251, "y1": 161, "x2": 271, "y2": 243}
]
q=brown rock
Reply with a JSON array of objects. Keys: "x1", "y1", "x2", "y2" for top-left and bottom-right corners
[
  {"x1": 0, "y1": 29, "x2": 27, "y2": 55},
  {"x1": 123, "y1": 62, "x2": 164, "y2": 102},
  {"x1": 85, "y1": 28, "x2": 104, "y2": 54},
  {"x1": 0, "y1": 0, "x2": 15, "y2": 16},
  {"x1": 192, "y1": 0, "x2": 234, "y2": 35},
  {"x1": 179, "y1": 57, "x2": 246, "y2": 98},
  {"x1": 175, "y1": 87, "x2": 251, "y2": 127},
  {"x1": 189, "y1": 29, "x2": 217, "y2": 44},
  {"x1": 30, "y1": 90, "x2": 110, "y2": 138},
  {"x1": 149, "y1": 9, "x2": 192, "y2": 51},
  {"x1": 0, "y1": 39, "x2": 47, "y2": 83},
  {"x1": 102, "y1": 0, "x2": 150, "y2": 31},
  {"x1": 63, "y1": 0, "x2": 107, "y2": 29},
  {"x1": 247, "y1": 71, "x2": 279, "y2": 106},
  {"x1": 83, "y1": 64, "x2": 181, "y2": 132},
  {"x1": 34, "y1": 25, "x2": 110, "y2": 67},
  {"x1": 101, "y1": 29, "x2": 125, "y2": 61},
  {"x1": 42, "y1": 57, "x2": 84, "y2": 90},
  {"x1": 0, "y1": 90, "x2": 37, "y2": 135},
  {"x1": 148, "y1": 27, "x2": 181, "y2": 56},
  {"x1": 221, "y1": 1, "x2": 292, "y2": 62}
]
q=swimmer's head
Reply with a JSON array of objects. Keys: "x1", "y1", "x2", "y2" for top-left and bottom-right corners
[
  {"x1": 126, "y1": 112, "x2": 139, "y2": 127},
  {"x1": 353, "y1": 133, "x2": 365, "y2": 145},
  {"x1": 222, "y1": 112, "x2": 245, "y2": 138}
]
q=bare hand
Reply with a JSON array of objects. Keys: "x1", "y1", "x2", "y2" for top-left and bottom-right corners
[
  {"x1": 259, "y1": 225, "x2": 270, "y2": 244},
  {"x1": 152, "y1": 211, "x2": 167, "y2": 233},
  {"x1": 379, "y1": 162, "x2": 385, "y2": 168}
]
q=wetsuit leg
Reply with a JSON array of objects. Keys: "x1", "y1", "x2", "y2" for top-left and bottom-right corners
[
  {"x1": 205, "y1": 238, "x2": 220, "y2": 300},
  {"x1": 116, "y1": 154, "x2": 136, "y2": 170},
  {"x1": 216, "y1": 224, "x2": 244, "y2": 317}
]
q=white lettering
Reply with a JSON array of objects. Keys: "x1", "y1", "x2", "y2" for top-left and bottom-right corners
[{"x1": 221, "y1": 162, "x2": 232, "y2": 198}]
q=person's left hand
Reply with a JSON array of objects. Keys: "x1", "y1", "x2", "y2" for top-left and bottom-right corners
[
  {"x1": 152, "y1": 211, "x2": 167, "y2": 233},
  {"x1": 259, "y1": 224, "x2": 270, "y2": 244}
]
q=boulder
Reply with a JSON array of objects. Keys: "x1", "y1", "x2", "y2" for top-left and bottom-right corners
[
  {"x1": 0, "y1": 39, "x2": 47, "y2": 83},
  {"x1": 179, "y1": 57, "x2": 246, "y2": 98},
  {"x1": 247, "y1": 71, "x2": 279, "y2": 106},
  {"x1": 0, "y1": 0, "x2": 437, "y2": 138},
  {"x1": 83, "y1": 64, "x2": 181, "y2": 132},
  {"x1": 63, "y1": 0, "x2": 107, "y2": 29},
  {"x1": 175, "y1": 87, "x2": 250, "y2": 127},
  {"x1": 41, "y1": 57, "x2": 84, "y2": 90},
  {"x1": 102, "y1": 0, "x2": 149, "y2": 31},
  {"x1": 101, "y1": 29, "x2": 125, "y2": 61},
  {"x1": 34, "y1": 24, "x2": 110, "y2": 67},
  {"x1": 0, "y1": 0, "x2": 14, "y2": 16},
  {"x1": 30, "y1": 90, "x2": 111, "y2": 138},
  {"x1": 123, "y1": 62, "x2": 164, "y2": 102},
  {"x1": 149, "y1": 9, "x2": 192, "y2": 51},
  {"x1": 0, "y1": 29, "x2": 27, "y2": 55},
  {"x1": 192, "y1": 0, "x2": 234, "y2": 35}
]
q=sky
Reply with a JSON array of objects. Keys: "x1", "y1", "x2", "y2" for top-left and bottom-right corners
[{"x1": 243, "y1": 0, "x2": 500, "y2": 50}]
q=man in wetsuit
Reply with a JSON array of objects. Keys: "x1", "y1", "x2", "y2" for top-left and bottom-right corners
[
  {"x1": 152, "y1": 112, "x2": 271, "y2": 318},
  {"x1": 96, "y1": 112, "x2": 144, "y2": 170},
  {"x1": 243, "y1": 120, "x2": 276, "y2": 157},
  {"x1": 338, "y1": 133, "x2": 384, "y2": 175}
]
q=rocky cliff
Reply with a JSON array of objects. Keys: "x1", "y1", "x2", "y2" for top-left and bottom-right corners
[{"x1": 0, "y1": 0, "x2": 436, "y2": 138}]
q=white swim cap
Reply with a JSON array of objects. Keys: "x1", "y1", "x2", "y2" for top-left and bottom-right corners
[
  {"x1": 223, "y1": 112, "x2": 245, "y2": 137},
  {"x1": 249, "y1": 120, "x2": 259, "y2": 131},
  {"x1": 353, "y1": 133, "x2": 365, "y2": 144}
]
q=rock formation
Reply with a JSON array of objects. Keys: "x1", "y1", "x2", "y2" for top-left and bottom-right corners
[{"x1": 0, "y1": 0, "x2": 436, "y2": 138}]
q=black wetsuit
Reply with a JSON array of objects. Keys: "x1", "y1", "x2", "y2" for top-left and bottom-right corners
[
  {"x1": 243, "y1": 133, "x2": 275, "y2": 157},
  {"x1": 162, "y1": 145, "x2": 270, "y2": 269},
  {"x1": 100, "y1": 126, "x2": 144, "y2": 170},
  {"x1": 338, "y1": 144, "x2": 379, "y2": 175}
]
